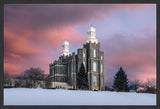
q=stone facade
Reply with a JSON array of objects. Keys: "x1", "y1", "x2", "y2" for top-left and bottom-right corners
[{"x1": 48, "y1": 25, "x2": 105, "y2": 90}]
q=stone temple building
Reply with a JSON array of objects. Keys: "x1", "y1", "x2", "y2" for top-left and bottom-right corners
[{"x1": 48, "y1": 25, "x2": 105, "y2": 90}]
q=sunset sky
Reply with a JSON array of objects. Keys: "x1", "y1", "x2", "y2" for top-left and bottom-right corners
[{"x1": 4, "y1": 4, "x2": 156, "y2": 85}]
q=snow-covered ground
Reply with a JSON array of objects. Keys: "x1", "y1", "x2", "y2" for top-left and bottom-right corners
[{"x1": 4, "y1": 88, "x2": 156, "y2": 105}]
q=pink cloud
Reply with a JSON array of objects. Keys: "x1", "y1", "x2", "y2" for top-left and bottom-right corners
[
  {"x1": 102, "y1": 27, "x2": 156, "y2": 83},
  {"x1": 4, "y1": 25, "x2": 84, "y2": 76},
  {"x1": 4, "y1": 4, "x2": 156, "y2": 85},
  {"x1": 4, "y1": 4, "x2": 153, "y2": 32},
  {"x1": 4, "y1": 63, "x2": 22, "y2": 76},
  {"x1": 39, "y1": 27, "x2": 84, "y2": 48}
]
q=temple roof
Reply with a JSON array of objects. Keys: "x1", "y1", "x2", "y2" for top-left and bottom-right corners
[
  {"x1": 63, "y1": 41, "x2": 69, "y2": 45},
  {"x1": 88, "y1": 25, "x2": 96, "y2": 32}
]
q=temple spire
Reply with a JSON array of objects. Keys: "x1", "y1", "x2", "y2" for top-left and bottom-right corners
[
  {"x1": 86, "y1": 25, "x2": 98, "y2": 44},
  {"x1": 61, "y1": 41, "x2": 70, "y2": 56}
]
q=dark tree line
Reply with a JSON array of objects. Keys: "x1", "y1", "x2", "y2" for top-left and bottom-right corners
[
  {"x1": 4, "y1": 66, "x2": 156, "y2": 93},
  {"x1": 113, "y1": 67, "x2": 129, "y2": 92},
  {"x1": 18, "y1": 67, "x2": 46, "y2": 88},
  {"x1": 111, "y1": 67, "x2": 156, "y2": 94},
  {"x1": 4, "y1": 67, "x2": 46, "y2": 88},
  {"x1": 22, "y1": 67, "x2": 45, "y2": 81}
]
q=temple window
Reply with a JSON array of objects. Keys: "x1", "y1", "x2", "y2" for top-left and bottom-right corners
[{"x1": 93, "y1": 62, "x2": 97, "y2": 71}]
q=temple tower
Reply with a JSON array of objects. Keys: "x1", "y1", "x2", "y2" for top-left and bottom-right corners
[
  {"x1": 86, "y1": 25, "x2": 98, "y2": 44},
  {"x1": 61, "y1": 41, "x2": 70, "y2": 56},
  {"x1": 84, "y1": 25, "x2": 105, "y2": 90}
]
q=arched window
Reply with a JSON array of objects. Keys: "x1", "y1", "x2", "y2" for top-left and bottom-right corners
[
  {"x1": 93, "y1": 76, "x2": 97, "y2": 85},
  {"x1": 93, "y1": 49, "x2": 96, "y2": 57},
  {"x1": 78, "y1": 63, "x2": 79, "y2": 72},
  {"x1": 93, "y1": 62, "x2": 97, "y2": 71},
  {"x1": 52, "y1": 69, "x2": 54, "y2": 75},
  {"x1": 71, "y1": 63, "x2": 72, "y2": 73},
  {"x1": 83, "y1": 62, "x2": 85, "y2": 68},
  {"x1": 101, "y1": 64, "x2": 103, "y2": 73},
  {"x1": 83, "y1": 53, "x2": 85, "y2": 57},
  {"x1": 68, "y1": 64, "x2": 69, "y2": 73},
  {"x1": 101, "y1": 78, "x2": 103, "y2": 87}
]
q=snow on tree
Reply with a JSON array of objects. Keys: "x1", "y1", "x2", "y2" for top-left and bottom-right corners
[{"x1": 113, "y1": 67, "x2": 129, "y2": 92}]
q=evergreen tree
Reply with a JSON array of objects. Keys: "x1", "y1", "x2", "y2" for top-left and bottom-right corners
[
  {"x1": 113, "y1": 67, "x2": 129, "y2": 92},
  {"x1": 77, "y1": 63, "x2": 88, "y2": 90}
]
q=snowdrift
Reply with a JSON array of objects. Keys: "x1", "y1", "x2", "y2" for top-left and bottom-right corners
[{"x1": 4, "y1": 88, "x2": 156, "y2": 105}]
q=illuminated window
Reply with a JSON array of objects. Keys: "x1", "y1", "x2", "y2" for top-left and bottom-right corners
[
  {"x1": 101, "y1": 78, "x2": 103, "y2": 87},
  {"x1": 101, "y1": 56, "x2": 103, "y2": 60},
  {"x1": 93, "y1": 49, "x2": 96, "y2": 57},
  {"x1": 83, "y1": 53, "x2": 85, "y2": 57},
  {"x1": 83, "y1": 62, "x2": 85, "y2": 67},
  {"x1": 93, "y1": 62, "x2": 97, "y2": 71},
  {"x1": 93, "y1": 76, "x2": 97, "y2": 85},
  {"x1": 101, "y1": 64, "x2": 103, "y2": 73}
]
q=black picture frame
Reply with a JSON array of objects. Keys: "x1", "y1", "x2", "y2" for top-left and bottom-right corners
[{"x1": 0, "y1": 0, "x2": 159, "y2": 109}]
